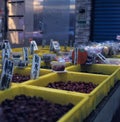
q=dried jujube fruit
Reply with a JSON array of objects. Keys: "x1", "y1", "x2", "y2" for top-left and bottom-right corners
[
  {"x1": 46, "y1": 81, "x2": 98, "y2": 93},
  {"x1": 0, "y1": 95, "x2": 74, "y2": 122},
  {"x1": 12, "y1": 74, "x2": 30, "y2": 83}
]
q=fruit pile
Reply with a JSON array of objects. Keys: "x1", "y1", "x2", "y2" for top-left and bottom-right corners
[
  {"x1": 46, "y1": 81, "x2": 98, "y2": 93},
  {"x1": 0, "y1": 95, "x2": 74, "y2": 122},
  {"x1": 12, "y1": 74, "x2": 30, "y2": 83}
]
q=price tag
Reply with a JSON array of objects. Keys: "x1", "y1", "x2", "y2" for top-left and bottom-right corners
[
  {"x1": 30, "y1": 42, "x2": 34, "y2": 55},
  {"x1": 30, "y1": 40, "x2": 38, "y2": 50},
  {"x1": 3, "y1": 40, "x2": 12, "y2": 53},
  {"x1": 23, "y1": 47, "x2": 29, "y2": 63},
  {"x1": 50, "y1": 39, "x2": 54, "y2": 51},
  {"x1": 96, "y1": 53, "x2": 109, "y2": 64},
  {"x1": 0, "y1": 59, "x2": 14, "y2": 90},
  {"x1": 50, "y1": 39, "x2": 60, "y2": 52},
  {"x1": 31, "y1": 54, "x2": 41, "y2": 79},
  {"x1": 2, "y1": 49, "x2": 11, "y2": 62}
]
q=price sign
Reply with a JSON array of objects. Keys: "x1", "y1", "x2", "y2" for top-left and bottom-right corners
[
  {"x1": 96, "y1": 53, "x2": 109, "y2": 64},
  {"x1": 2, "y1": 49, "x2": 10, "y2": 62},
  {"x1": 3, "y1": 40, "x2": 12, "y2": 53},
  {"x1": 31, "y1": 54, "x2": 41, "y2": 79},
  {"x1": 30, "y1": 40, "x2": 38, "y2": 55},
  {"x1": 23, "y1": 47, "x2": 29, "y2": 63},
  {"x1": 0, "y1": 59, "x2": 14, "y2": 90},
  {"x1": 30, "y1": 42, "x2": 34, "y2": 55},
  {"x1": 50, "y1": 40, "x2": 60, "y2": 52}
]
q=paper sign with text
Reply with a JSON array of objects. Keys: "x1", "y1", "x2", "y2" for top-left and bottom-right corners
[
  {"x1": 2, "y1": 49, "x2": 11, "y2": 62},
  {"x1": 50, "y1": 40, "x2": 60, "y2": 52},
  {"x1": 23, "y1": 47, "x2": 29, "y2": 63},
  {"x1": 96, "y1": 53, "x2": 109, "y2": 64},
  {"x1": 30, "y1": 40, "x2": 38, "y2": 53},
  {"x1": 31, "y1": 54, "x2": 41, "y2": 79},
  {"x1": 0, "y1": 59, "x2": 14, "y2": 90},
  {"x1": 3, "y1": 40, "x2": 12, "y2": 53}
]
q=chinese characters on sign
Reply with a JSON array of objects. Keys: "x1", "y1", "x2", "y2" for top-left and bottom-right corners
[
  {"x1": 31, "y1": 54, "x2": 41, "y2": 79},
  {"x1": 30, "y1": 40, "x2": 38, "y2": 55},
  {"x1": 0, "y1": 59, "x2": 14, "y2": 90},
  {"x1": 23, "y1": 47, "x2": 29, "y2": 63}
]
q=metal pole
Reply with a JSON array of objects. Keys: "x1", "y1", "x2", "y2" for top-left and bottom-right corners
[{"x1": 4, "y1": 0, "x2": 8, "y2": 40}]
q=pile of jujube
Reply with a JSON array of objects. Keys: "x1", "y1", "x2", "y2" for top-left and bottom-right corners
[
  {"x1": 46, "y1": 81, "x2": 98, "y2": 93},
  {"x1": 0, "y1": 95, "x2": 74, "y2": 122},
  {"x1": 12, "y1": 73, "x2": 30, "y2": 83}
]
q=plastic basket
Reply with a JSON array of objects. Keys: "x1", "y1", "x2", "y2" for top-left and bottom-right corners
[
  {"x1": 66, "y1": 64, "x2": 120, "y2": 85},
  {"x1": 0, "y1": 85, "x2": 89, "y2": 122},
  {"x1": 24, "y1": 72, "x2": 112, "y2": 114},
  {"x1": 12, "y1": 67, "x2": 52, "y2": 84}
]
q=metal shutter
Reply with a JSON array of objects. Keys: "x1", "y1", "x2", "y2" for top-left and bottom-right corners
[{"x1": 91, "y1": 0, "x2": 120, "y2": 42}]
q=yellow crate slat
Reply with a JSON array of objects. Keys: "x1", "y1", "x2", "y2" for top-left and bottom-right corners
[{"x1": 66, "y1": 64, "x2": 119, "y2": 75}]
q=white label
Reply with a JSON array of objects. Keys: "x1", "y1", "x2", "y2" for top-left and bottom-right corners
[
  {"x1": 0, "y1": 59, "x2": 14, "y2": 90},
  {"x1": 23, "y1": 47, "x2": 29, "y2": 63},
  {"x1": 31, "y1": 54, "x2": 41, "y2": 79},
  {"x1": 4, "y1": 40, "x2": 12, "y2": 53},
  {"x1": 2, "y1": 49, "x2": 11, "y2": 62},
  {"x1": 31, "y1": 40, "x2": 38, "y2": 51},
  {"x1": 50, "y1": 40, "x2": 60, "y2": 51},
  {"x1": 30, "y1": 42, "x2": 34, "y2": 55},
  {"x1": 50, "y1": 39, "x2": 54, "y2": 51},
  {"x1": 96, "y1": 53, "x2": 109, "y2": 64}
]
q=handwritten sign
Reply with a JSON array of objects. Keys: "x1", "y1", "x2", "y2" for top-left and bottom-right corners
[
  {"x1": 2, "y1": 49, "x2": 11, "y2": 62},
  {"x1": 23, "y1": 47, "x2": 29, "y2": 63},
  {"x1": 3, "y1": 40, "x2": 12, "y2": 53},
  {"x1": 30, "y1": 40, "x2": 38, "y2": 55},
  {"x1": 0, "y1": 59, "x2": 14, "y2": 90},
  {"x1": 50, "y1": 40, "x2": 60, "y2": 52},
  {"x1": 31, "y1": 54, "x2": 41, "y2": 79},
  {"x1": 96, "y1": 53, "x2": 109, "y2": 64}
]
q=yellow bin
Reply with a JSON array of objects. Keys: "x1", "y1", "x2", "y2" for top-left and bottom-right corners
[
  {"x1": 0, "y1": 85, "x2": 89, "y2": 122},
  {"x1": 24, "y1": 72, "x2": 113, "y2": 115},
  {"x1": 66, "y1": 64, "x2": 120, "y2": 85},
  {"x1": 12, "y1": 67, "x2": 52, "y2": 84}
]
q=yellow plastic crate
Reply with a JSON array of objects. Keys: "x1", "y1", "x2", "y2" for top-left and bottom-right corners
[
  {"x1": 24, "y1": 72, "x2": 112, "y2": 114},
  {"x1": 66, "y1": 64, "x2": 120, "y2": 85},
  {"x1": 0, "y1": 85, "x2": 89, "y2": 122},
  {"x1": 12, "y1": 67, "x2": 52, "y2": 84}
]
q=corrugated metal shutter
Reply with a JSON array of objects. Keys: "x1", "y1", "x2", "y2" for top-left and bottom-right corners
[{"x1": 91, "y1": 0, "x2": 120, "y2": 42}]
